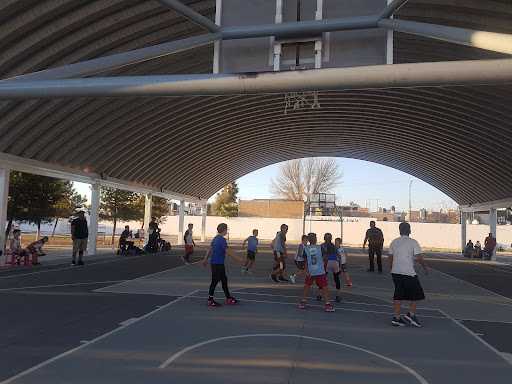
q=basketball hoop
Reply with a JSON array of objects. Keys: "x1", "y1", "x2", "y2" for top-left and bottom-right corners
[{"x1": 284, "y1": 91, "x2": 320, "y2": 115}]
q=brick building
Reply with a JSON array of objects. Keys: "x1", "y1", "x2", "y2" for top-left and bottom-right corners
[{"x1": 239, "y1": 199, "x2": 304, "y2": 219}]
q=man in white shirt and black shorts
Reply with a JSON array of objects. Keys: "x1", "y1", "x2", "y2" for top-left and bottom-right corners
[{"x1": 388, "y1": 222, "x2": 428, "y2": 327}]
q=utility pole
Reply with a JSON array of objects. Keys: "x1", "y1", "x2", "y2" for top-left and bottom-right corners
[{"x1": 409, "y1": 180, "x2": 413, "y2": 222}]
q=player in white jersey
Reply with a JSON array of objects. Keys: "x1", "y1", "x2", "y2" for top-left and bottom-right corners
[
  {"x1": 290, "y1": 235, "x2": 309, "y2": 284},
  {"x1": 335, "y1": 238, "x2": 352, "y2": 286}
]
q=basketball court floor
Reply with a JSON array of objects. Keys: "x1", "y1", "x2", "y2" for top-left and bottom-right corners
[{"x1": 1, "y1": 246, "x2": 511, "y2": 383}]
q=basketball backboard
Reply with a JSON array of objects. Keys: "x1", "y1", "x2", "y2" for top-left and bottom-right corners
[
  {"x1": 215, "y1": 0, "x2": 389, "y2": 74},
  {"x1": 310, "y1": 193, "x2": 336, "y2": 209}
]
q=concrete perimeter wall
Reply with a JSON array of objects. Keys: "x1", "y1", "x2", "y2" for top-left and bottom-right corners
[{"x1": 151, "y1": 216, "x2": 512, "y2": 251}]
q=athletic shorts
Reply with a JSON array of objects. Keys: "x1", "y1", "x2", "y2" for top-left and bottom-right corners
[
  {"x1": 273, "y1": 251, "x2": 285, "y2": 270},
  {"x1": 73, "y1": 238, "x2": 88, "y2": 252},
  {"x1": 295, "y1": 260, "x2": 305, "y2": 270},
  {"x1": 247, "y1": 250, "x2": 256, "y2": 260},
  {"x1": 341, "y1": 263, "x2": 347, "y2": 273},
  {"x1": 185, "y1": 245, "x2": 194, "y2": 254},
  {"x1": 305, "y1": 274, "x2": 328, "y2": 288},
  {"x1": 326, "y1": 260, "x2": 340, "y2": 274},
  {"x1": 392, "y1": 273, "x2": 425, "y2": 301}
]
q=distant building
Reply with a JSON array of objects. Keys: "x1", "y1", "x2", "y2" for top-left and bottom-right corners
[
  {"x1": 239, "y1": 199, "x2": 304, "y2": 219},
  {"x1": 337, "y1": 204, "x2": 371, "y2": 217},
  {"x1": 472, "y1": 210, "x2": 508, "y2": 225},
  {"x1": 169, "y1": 203, "x2": 211, "y2": 216}
]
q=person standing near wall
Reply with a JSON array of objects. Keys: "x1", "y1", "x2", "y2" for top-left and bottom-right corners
[
  {"x1": 182, "y1": 223, "x2": 195, "y2": 264},
  {"x1": 363, "y1": 220, "x2": 384, "y2": 273},
  {"x1": 484, "y1": 232, "x2": 497, "y2": 260},
  {"x1": 388, "y1": 222, "x2": 428, "y2": 327},
  {"x1": 71, "y1": 210, "x2": 88, "y2": 265}
]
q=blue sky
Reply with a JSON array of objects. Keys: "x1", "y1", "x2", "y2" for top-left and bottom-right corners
[
  {"x1": 234, "y1": 158, "x2": 457, "y2": 212},
  {"x1": 73, "y1": 158, "x2": 457, "y2": 212}
]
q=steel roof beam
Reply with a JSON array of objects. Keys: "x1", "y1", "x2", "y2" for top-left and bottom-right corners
[
  {"x1": 155, "y1": 0, "x2": 220, "y2": 32},
  {"x1": 2, "y1": 33, "x2": 222, "y2": 82},
  {"x1": 0, "y1": 58, "x2": 511, "y2": 99},
  {"x1": 221, "y1": 15, "x2": 379, "y2": 40},
  {"x1": 459, "y1": 198, "x2": 512, "y2": 212},
  {"x1": 0, "y1": 153, "x2": 204, "y2": 203},
  {"x1": 378, "y1": 0, "x2": 409, "y2": 19},
  {"x1": 378, "y1": 18, "x2": 512, "y2": 55}
]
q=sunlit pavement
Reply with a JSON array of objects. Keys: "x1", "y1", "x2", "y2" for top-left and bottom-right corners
[{"x1": 0, "y1": 245, "x2": 511, "y2": 383}]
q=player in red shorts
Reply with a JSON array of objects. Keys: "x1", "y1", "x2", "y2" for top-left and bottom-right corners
[{"x1": 299, "y1": 232, "x2": 334, "y2": 312}]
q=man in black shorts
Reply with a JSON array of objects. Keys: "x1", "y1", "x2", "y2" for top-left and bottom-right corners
[{"x1": 388, "y1": 222, "x2": 428, "y2": 327}]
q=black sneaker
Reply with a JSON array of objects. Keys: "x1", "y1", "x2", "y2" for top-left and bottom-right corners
[
  {"x1": 335, "y1": 295, "x2": 341, "y2": 302},
  {"x1": 378, "y1": 270, "x2": 383, "y2": 274},
  {"x1": 77, "y1": 260, "x2": 85, "y2": 266},
  {"x1": 316, "y1": 295, "x2": 322, "y2": 301},
  {"x1": 207, "y1": 300, "x2": 221, "y2": 307},
  {"x1": 71, "y1": 260, "x2": 77, "y2": 266},
  {"x1": 367, "y1": 268, "x2": 374, "y2": 272},
  {"x1": 404, "y1": 312, "x2": 421, "y2": 327},
  {"x1": 270, "y1": 275, "x2": 279, "y2": 283},
  {"x1": 278, "y1": 276, "x2": 288, "y2": 282},
  {"x1": 392, "y1": 317, "x2": 407, "y2": 327}
]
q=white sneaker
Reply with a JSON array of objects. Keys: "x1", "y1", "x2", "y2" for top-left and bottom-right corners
[
  {"x1": 246, "y1": 269, "x2": 253, "y2": 274},
  {"x1": 241, "y1": 268, "x2": 246, "y2": 273},
  {"x1": 289, "y1": 274, "x2": 296, "y2": 284}
]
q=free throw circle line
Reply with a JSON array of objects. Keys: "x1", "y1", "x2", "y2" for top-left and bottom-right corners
[{"x1": 158, "y1": 333, "x2": 429, "y2": 384}]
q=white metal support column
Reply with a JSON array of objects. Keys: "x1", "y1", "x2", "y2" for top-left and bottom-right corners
[
  {"x1": 386, "y1": 0, "x2": 394, "y2": 65},
  {"x1": 314, "y1": 0, "x2": 323, "y2": 69},
  {"x1": 460, "y1": 211, "x2": 467, "y2": 252},
  {"x1": 144, "y1": 194, "x2": 152, "y2": 242},
  {"x1": 0, "y1": 167, "x2": 9, "y2": 253},
  {"x1": 201, "y1": 204, "x2": 207, "y2": 243},
  {"x1": 88, "y1": 183, "x2": 100, "y2": 256},
  {"x1": 489, "y1": 208, "x2": 497, "y2": 261},
  {"x1": 213, "y1": 0, "x2": 222, "y2": 74},
  {"x1": 178, "y1": 200, "x2": 185, "y2": 245}
]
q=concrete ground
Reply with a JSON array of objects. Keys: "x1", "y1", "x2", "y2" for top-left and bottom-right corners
[{"x1": 1, "y1": 242, "x2": 511, "y2": 383}]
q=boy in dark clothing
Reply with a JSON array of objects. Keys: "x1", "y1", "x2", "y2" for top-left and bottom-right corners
[{"x1": 202, "y1": 223, "x2": 244, "y2": 307}]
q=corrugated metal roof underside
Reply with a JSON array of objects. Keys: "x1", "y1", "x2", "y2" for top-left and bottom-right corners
[{"x1": 0, "y1": 0, "x2": 511, "y2": 204}]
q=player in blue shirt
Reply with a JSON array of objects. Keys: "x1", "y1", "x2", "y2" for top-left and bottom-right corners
[
  {"x1": 299, "y1": 232, "x2": 335, "y2": 312},
  {"x1": 318, "y1": 233, "x2": 342, "y2": 302},
  {"x1": 202, "y1": 223, "x2": 244, "y2": 307},
  {"x1": 241, "y1": 229, "x2": 259, "y2": 274}
]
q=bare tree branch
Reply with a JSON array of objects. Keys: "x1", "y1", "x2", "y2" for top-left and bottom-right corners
[{"x1": 270, "y1": 158, "x2": 343, "y2": 201}]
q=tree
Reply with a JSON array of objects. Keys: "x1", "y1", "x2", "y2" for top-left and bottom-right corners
[
  {"x1": 7, "y1": 172, "x2": 78, "y2": 239},
  {"x1": 99, "y1": 188, "x2": 141, "y2": 244},
  {"x1": 51, "y1": 183, "x2": 87, "y2": 236},
  {"x1": 134, "y1": 195, "x2": 174, "y2": 227},
  {"x1": 269, "y1": 158, "x2": 343, "y2": 201},
  {"x1": 212, "y1": 182, "x2": 239, "y2": 217}
]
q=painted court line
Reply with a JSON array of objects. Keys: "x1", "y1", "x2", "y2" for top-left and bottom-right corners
[
  {"x1": 94, "y1": 260, "x2": 202, "y2": 291},
  {"x1": 0, "y1": 255, "x2": 144, "y2": 280},
  {"x1": 0, "y1": 280, "x2": 127, "y2": 291},
  {"x1": 231, "y1": 290, "x2": 441, "y2": 312},
  {"x1": 186, "y1": 294, "x2": 448, "y2": 319},
  {"x1": 158, "y1": 333, "x2": 429, "y2": 384},
  {"x1": 438, "y1": 309, "x2": 512, "y2": 367},
  {"x1": 1, "y1": 290, "x2": 198, "y2": 384}
]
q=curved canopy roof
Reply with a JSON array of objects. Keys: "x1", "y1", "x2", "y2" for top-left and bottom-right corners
[{"x1": 0, "y1": 0, "x2": 511, "y2": 205}]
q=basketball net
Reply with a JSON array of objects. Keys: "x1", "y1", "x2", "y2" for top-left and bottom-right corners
[{"x1": 284, "y1": 91, "x2": 320, "y2": 115}]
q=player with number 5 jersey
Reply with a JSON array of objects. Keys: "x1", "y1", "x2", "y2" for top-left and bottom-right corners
[{"x1": 299, "y1": 232, "x2": 335, "y2": 312}]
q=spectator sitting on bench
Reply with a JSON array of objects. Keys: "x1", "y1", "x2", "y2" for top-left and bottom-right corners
[
  {"x1": 119, "y1": 225, "x2": 134, "y2": 253},
  {"x1": 26, "y1": 236, "x2": 48, "y2": 266},
  {"x1": 9, "y1": 229, "x2": 26, "y2": 265},
  {"x1": 463, "y1": 240, "x2": 473, "y2": 257},
  {"x1": 473, "y1": 241, "x2": 483, "y2": 259}
]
